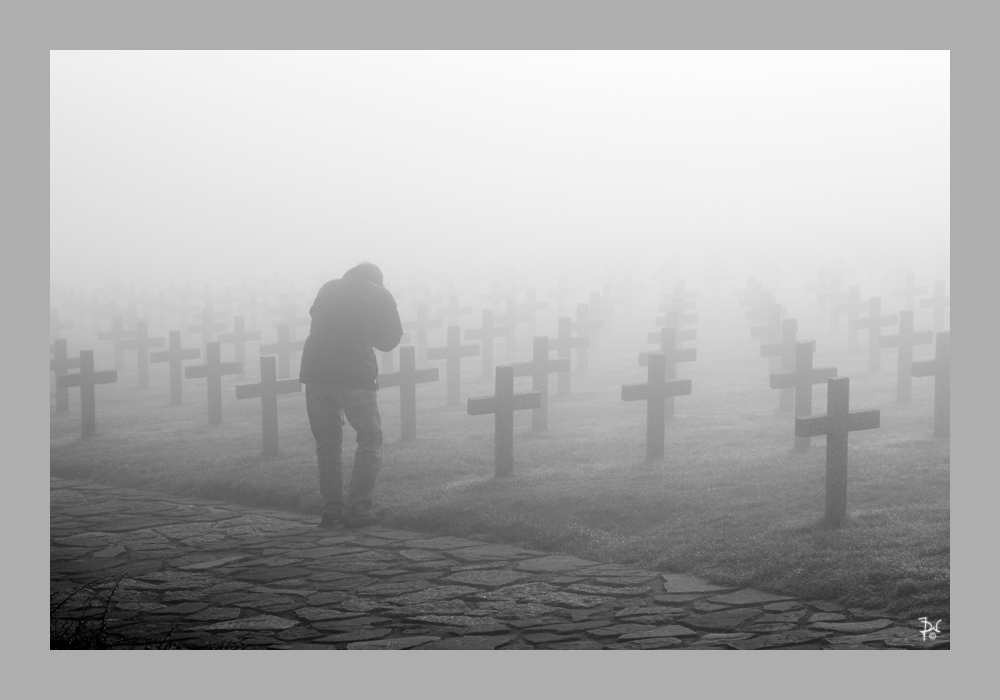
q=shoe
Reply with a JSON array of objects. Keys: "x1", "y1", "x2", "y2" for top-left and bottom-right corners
[
  {"x1": 341, "y1": 510, "x2": 380, "y2": 528},
  {"x1": 319, "y1": 512, "x2": 343, "y2": 529}
]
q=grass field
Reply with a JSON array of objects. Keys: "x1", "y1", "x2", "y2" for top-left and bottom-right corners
[{"x1": 49, "y1": 289, "x2": 950, "y2": 621}]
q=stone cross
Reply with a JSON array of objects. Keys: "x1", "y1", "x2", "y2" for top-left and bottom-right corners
[
  {"x1": 402, "y1": 303, "x2": 443, "y2": 364},
  {"x1": 497, "y1": 298, "x2": 529, "y2": 359},
  {"x1": 378, "y1": 345, "x2": 439, "y2": 441},
  {"x1": 239, "y1": 289, "x2": 268, "y2": 332},
  {"x1": 50, "y1": 338, "x2": 80, "y2": 413},
  {"x1": 769, "y1": 341, "x2": 837, "y2": 450},
  {"x1": 381, "y1": 331, "x2": 411, "y2": 374},
  {"x1": 465, "y1": 310, "x2": 510, "y2": 379},
  {"x1": 805, "y1": 269, "x2": 830, "y2": 322},
  {"x1": 468, "y1": 364, "x2": 541, "y2": 477},
  {"x1": 743, "y1": 289, "x2": 774, "y2": 326},
  {"x1": 795, "y1": 377, "x2": 880, "y2": 526},
  {"x1": 588, "y1": 291, "x2": 615, "y2": 336},
  {"x1": 235, "y1": 355, "x2": 302, "y2": 456},
  {"x1": 639, "y1": 326, "x2": 697, "y2": 420},
  {"x1": 919, "y1": 280, "x2": 950, "y2": 332},
  {"x1": 879, "y1": 310, "x2": 933, "y2": 403},
  {"x1": 259, "y1": 323, "x2": 305, "y2": 380},
  {"x1": 751, "y1": 303, "x2": 785, "y2": 373},
  {"x1": 573, "y1": 302, "x2": 605, "y2": 360},
  {"x1": 427, "y1": 326, "x2": 479, "y2": 407},
  {"x1": 622, "y1": 352, "x2": 692, "y2": 462},
  {"x1": 516, "y1": 290, "x2": 550, "y2": 343},
  {"x1": 169, "y1": 294, "x2": 200, "y2": 332},
  {"x1": 554, "y1": 317, "x2": 589, "y2": 397},
  {"x1": 761, "y1": 318, "x2": 799, "y2": 411},
  {"x1": 270, "y1": 297, "x2": 310, "y2": 342},
  {"x1": 892, "y1": 271, "x2": 928, "y2": 311},
  {"x1": 852, "y1": 297, "x2": 898, "y2": 372},
  {"x1": 435, "y1": 293, "x2": 474, "y2": 327},
  {"x1": 656, "y1": 305, "x2": 698, "y2": 333},
  {"x1": 833, "y1": 285, "x2": 863, "y2": 351},
  {"x1": 512, "y1": 336, "x2": 570, "y2": 431},
  {"x1": 97, "y1": 314, "x2": 133, "y2": 372},
  {"x1": 187, "y1": 306, "x2": 227, "y2": 348},
  {"x1": 912, "y1": 331, "x2": 950, "y2": 437},
  {"x1": 548, "y1": 277, "x2": 577, "y2": 318},
  {"x1": 218, "y1": 315, "x2": 262, "y2": 376},
  {"x1": 184, "y1": 342, "x2": 242, "y2": 425},
  {"x1": 56, "y1": 350, "x2": 117, "y2": 438},
  {"x1": 50, "y1": 309, "x2": 72, "y2": 341},
  {"x1": 816, "y1": 276, "x2": 846, "y2": 333},
  {"x1": 150, "y1": 331, "x2": 201, "y2": 405},
  {"x1": 120, "y1": 321, "x2": 166, "y2": 389}
]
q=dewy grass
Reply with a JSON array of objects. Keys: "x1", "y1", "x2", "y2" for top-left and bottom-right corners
[{"x1": 50, "y1": 302, "x2": 949, "y2": 620}]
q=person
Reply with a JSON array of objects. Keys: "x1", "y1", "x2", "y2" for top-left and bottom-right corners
[{"x1": 299, "y1": 262, "x2": 403, "y2": 527}]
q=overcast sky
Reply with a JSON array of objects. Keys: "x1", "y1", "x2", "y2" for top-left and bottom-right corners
[{"x1": 50, "y1": 50, "x2": 949, "y2": 292}]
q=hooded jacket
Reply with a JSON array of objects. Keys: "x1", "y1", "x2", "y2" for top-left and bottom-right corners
[{"x1": 298, "y1": 268, "x2": 404, "y2": 388}]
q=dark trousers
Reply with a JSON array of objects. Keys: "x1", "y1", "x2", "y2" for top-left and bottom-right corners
[{"x1": 305, "y1": 383, "x2": 383, "y2": 515}]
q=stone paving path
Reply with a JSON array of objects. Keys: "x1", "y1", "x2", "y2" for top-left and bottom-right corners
[{"x1": 50, "y1": 477, "x2": 948, "y2": 650}]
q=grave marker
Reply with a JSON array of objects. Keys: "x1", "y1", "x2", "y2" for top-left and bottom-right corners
[
  {"x1": 517, "y1": 290, "x2": 550, "y2": 343},
  {"x1": 120, "y1": 321, "x2": 166, "y2": 389},
  {"x1": 239, "y1": 289, "x2": 268, "y2": 331},
  {"x1": 468, "y1": 365, "x2": 541, "y2": 477},
  {"x1": 769, "y1": 342, "x2": 837, "y2": 450},
  {"x1": 911, "y1": 331, "x2": 950, "y2": 437},
  {"x1": 465, "y1": 310, "x2": 510, "y2": 379},
  {"x1": 150, "y1": 331, "x2": 201, "y2": 405},
  {"x1": 639, "y1": 326, "x2": 697, "y2": 420},
  {"x1": 259, "y1": 323, "x2": 305, "y2": 380},
  {"x1": 879, "y1": 310, "x2": 933, "y2": 403},
  {"x1": 427, "y1": 326, "x2": 479, "y2": 407},
  {"x1": 919, "y1": 280, "x2": 950, "y2": 332},
  {"x1": 497, "y1": 298, "x2": 529, "y2": 359},
  {"x1": 218, "y1": 315, "x2": 262, "y2": 376},
  {"x1": 751, "y1": 303, "x2": 785, "y2": 372},
  {"x1": 381, "y1": 331, "x2": 412, "y2": 374},
  {"x1": 852, "y1": 297, "x2": 898, "y2": 372},
  {"x1": 378, "y1": 345, "x2": 439, "y2": 441},
  {"x1": 761, "y1": 318, "x2": 799, "y2": 411},
  {"x1": 892, "y1": 272, "x2": 928, "y2": 311},
  {"x1": 184, "y1": 342, "x2": 242, "y2": 425},
  {"x1": 573, "y1": 302, "x2": 604, "y2": 361},
  {"x1": 50, "y1": 338, "x2": 80, "y2": 413},
  {"x1": 554, "y1": 317, "x2": 589, "y2": 397},
  {"x1": 435, "y1": 293, "x2": 474, "y2": 327},
  {"x1": 402, "y1": 303, "x2": 443, "y2": 364},
  {"x1": 56, "y1": 350, "x2": 117, "y2": 437},
  {"x1": 833, "y1": 286, "x2": 863, "y2": 351},
  {"x1": 97, "y1": 314, "x2": 133, "y2": 372},
  {"x1": 795, "y1": 377, "x2": 880, "y2": 526},
  {"x1": 235, "y1": 355, "x2": 302, "y2": 456},
  {"x1": 548, "y1": 277, "x2": 577, "y2": 318},
  {"x1": 187, "y1": 307, "x2": 227, "y2": 347},
  {"x1": 622, "y1": 353, "x2": 692, "y2": 462},
  {"x1": 512, "y1": 337, "x2": 570, "y2": 431}
]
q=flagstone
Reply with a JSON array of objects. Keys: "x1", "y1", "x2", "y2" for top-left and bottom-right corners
[
  {"x1": 594, "y1": 576, "x2": 658, "y2": 586},
  {"x1": 683, "y1": 608, "x2": 761, "y2": 630},
  {"x1": 515, "y1": 555, "x2": 599, "y2": 572},
  {"x1": 567, "y1": 583, "x2": 650, "y2": 597},
  {"x1": 615, "y1": 605, "x2": 685, "y2": 619},
  {"x1": 277, "y1": 627, "x2": 325, "y2": 641},
  {"x1": 185, "y1": 607, "x2": 243, "y2": 621},
  {"x1": 295, "y1": 607, "x2": 366, "y2": 621},
  {"x1": 692, "y1": 601, "x2": 729, "y2": 612},
  {"x1": 661, "y1": 573, "x2": 732, "y2": 593},
  {"x1": 233, "y1": 567, "x2": 314, "y2": 582},
  {"x1": 588, "y1": 624, "x2": 655, "y2": 638},
  {"x1": 408, "y1": 614, "x2": 504, "y2": 627},
  {"x1": 443, "y1": 570, "x2": 531, "y2": 588},
  {"x1": 756, "y1": 611, "x2": 807, "y2": 623},
  {"x1": 347, "y1": 636, "x2": 442, "y2": 650},
  {"x1": 626, "y1": 637, "x2": 684, "y2": 649},
  {"x1": 708, "y1": 588, "x2": 794, "y2": 606},
  {"x1": 134, "y1": 571, "x2": 217, "y2": 588},
  {"x1": 163, "y1": 590, "x2": 206, "y2": 602},
  {"x1": 115, "y1": 602, "x2": 168, "y2": 612},
  {"x1": 401, "y1": 536, "x2": 485, "y2": 550},
  {"x1": 728, "y1": 629, "x2": 831, "y2": 650},
  {"x1": 357, "y1": 580, "x2": 435, "y2": 597},
  {"x1": 450, "y1": 544, "x2": 541, "y2": 560},
  {"x1": 198, "y1": 614, "x2": 298, "y2": 631},
  {"x1": 545, "y1": 640, "x2": 606, "y2": 650},
  {"x1": 807, "y1": 600, "x2": 846, "y2": 612},
  {"x1": 398, "y1": 549, "x2": 447, "y2": 562},
  {"x1": 294, "y1": 546, "x2": 365, "y2": 559},
  {"x1": 386, "y1": 585, "x2": 480, "y2": 605},
  {"x1": 524, "y1": 632, "x2": 579, "y2": 644},
  {"x1": 474, "y1": 601, "x2": 563, "y2": 619},
  {"x1": 653, "y1": 593, "x2": 710, "y2": 604},
  {"x1": 809, "y1": 619, "x2": 893, "y2": 633},
  {"x1": 383, "y1": 600, "x2": 472, "y2": 617},
  {"x1": 93, "y1": 545, "x2": 127, "y2": 558},
  {"x1": 338, "y1": 597, "x2": 394, "y2": 612},
  {"x1": 745, "y1": 622, "x2": 797, "y2": 633},
  {"x1": 416, "y1": 635, "x2": 516, "y2": 650},
  {"x1": 618, "y1": 624, "x2": 698, "y2": 640},
  {"x1": 314, "y1": 628, "x2": 392, "y2": 643},
  {"x1": 808, "y1": 613, "x2": 846, "y2": 623},
  {"x1": 368, "y1": 569, "x2": 411, "y2": 578},
  {"x1": 520, "y1": 620, "x2": 610, "y2": 634},
  {"x1": 316, "y1": 535, "x2": 359, "y2": 546},
  {"x1": 689, "y1": 632, "x2": 756, "y2": 645},
  {"x1": 148, "y1": 602, "x2": 210, "y2": 615},
  {"x1": 763, "y1": 601, "x2": 804, "y2": 611}
]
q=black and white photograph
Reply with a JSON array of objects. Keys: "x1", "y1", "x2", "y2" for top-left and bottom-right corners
[{"x1": 48, "y1": 50, "x2": 950, "y2": 654}]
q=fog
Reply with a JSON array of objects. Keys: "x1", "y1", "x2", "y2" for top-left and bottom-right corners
[{"x1": 50, "y1": 50, "x2": 949, "y2": 301}]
